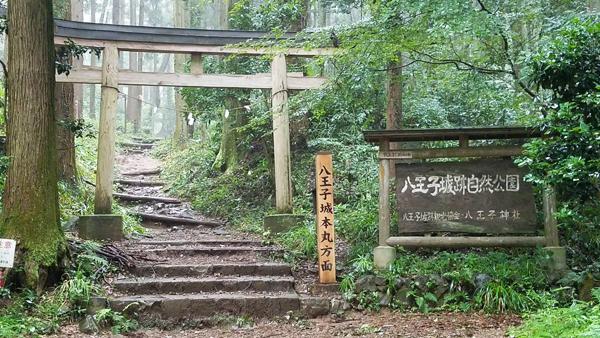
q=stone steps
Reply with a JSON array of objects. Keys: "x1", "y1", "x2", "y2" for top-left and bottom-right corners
[
  {"x1": 132, "y1": 262, "x2": 292, "y2": 278},
  {"x1": 113, "y1": 276, "x2": 295, "y2": 294},
  {"x1": 132, "y1": 246, "x2": 283, "y2": 256},
  {"x1": 111, "y1": 293, "x2": 302, "y2": 319},
  {"x1": 115, "y1": 179, "x2": 166, "y2": 187},
  {"x1": 131, "y1": 239, "x2": 264, "y2": 247}
]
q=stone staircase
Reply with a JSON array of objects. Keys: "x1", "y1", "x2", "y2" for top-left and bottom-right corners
[
  {"x1": 110, "y1": 239, "x2": 304, "y2": 320},
  {"x1": 110, "y1": 144, "x2": 330, "y2": 323}
]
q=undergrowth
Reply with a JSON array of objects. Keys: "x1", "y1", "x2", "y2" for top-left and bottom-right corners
[
  {"x1": 510, "y1": 288, "x2": 600, "y2": 337},
  {"x1": 340, "y1": 249, "x2": 559, "y2": 313},
  {"x1": 0, "y1": 240, "x2": 137, "y2": 337}
]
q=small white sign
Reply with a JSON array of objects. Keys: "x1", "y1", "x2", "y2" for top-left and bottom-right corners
[{"x1": 0, "y1": 239, "x2": 16, "y2": 268}]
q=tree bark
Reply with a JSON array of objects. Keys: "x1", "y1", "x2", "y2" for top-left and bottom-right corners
[
  {"x1": 71, "y1": 0, "x2": 84, "y2": 119},
  {"x1": 386, "y1": 54, "x2": 403, "y2": 130},
  {"x1": 3, "y1": 0, "x2": 64, "y2": 291},
  {"x1": 172, "y1": 0, "x2": 190, "y2": 146},
  {"x1": 212, "y1": 0, "x2": 246, "y2": 173},
  {"x1": 89, "y1": 0, "x2": 97, "y2": 120},
  {"x1": 56, "y1": 83, "x2": 78, "y2": 182},
  {"x1": 213, "y1": 96, "x2": 243, "y2": 173},
  {"x1": 99, "y1": 0, "x2": 109, "y2": 23},
  {"x1": 56, "y1": 0, "x2": 78, "y2": 182},
  {"x1": 126, "y1": 0, "x2": 142, "y2": 133},
  {"x1": 156, "y1": 54, "x2": 171, "y2": 137},
  {"x1": 385, "y1": 53, "x2": 403, "y2": 178},
  {"x1": 112, "y1": 0, "x2": 120, "y2": 24}
]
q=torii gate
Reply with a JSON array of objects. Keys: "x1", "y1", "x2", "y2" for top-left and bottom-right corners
[{"x1": 53, "y1": 19, "x2": 334, "y2": 218}]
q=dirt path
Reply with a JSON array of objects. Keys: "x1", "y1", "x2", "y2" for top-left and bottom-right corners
[{"x1": 53, "y1": 310, "x2": 519, "y2": 337}]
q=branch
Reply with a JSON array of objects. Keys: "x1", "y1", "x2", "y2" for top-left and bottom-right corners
[
  {"x1": 410, "y1": 50, "x2": 514, "y2": 75},
  {"x1": 475, "y1": 0, "x2": 538, "y2": 99}
]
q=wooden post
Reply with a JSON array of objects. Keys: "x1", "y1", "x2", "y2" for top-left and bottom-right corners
[
  {"x1": 543, "y1": 186, "x2": 560, "y2": 247},
  {"x1": 271, "y1": 53, "x2": 293, "y2": 214},
  {"x1": 316, "y1": 152, "x2": 336, "y2": 283},
  {"x1": 543, "y1": 185, "x2": 567, "y2": 271},
  {"x1": 378, "y1": 141, "x2": 391, "y2": 246},
  {"x1": 94, "y1": 43, "x2": 119, "y2": 214}
]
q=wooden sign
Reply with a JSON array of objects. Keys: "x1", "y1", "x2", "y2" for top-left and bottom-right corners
[
  {"x1": 396, "y1": 159, "x2": 539, "y2": 234},
  {"x1": 0, "y1": 239, "x2": 16, "y2": 268},
  {"x1": 315, "y1": 152, "x2": 336, "y2": 284},
  {"x1": 379, "y1": 150, "x2": 413, "y2": 160}
]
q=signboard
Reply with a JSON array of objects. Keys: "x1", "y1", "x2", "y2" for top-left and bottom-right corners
[
  {"x1": 0, "y1": 239, "x2": 16, "y2": 268},
  {"x1": 315, "y1": 152, "x2": 336, "y2": 284},
  {"x1": 379, "y1": 150, "x2": 413, "y2": 160},
  {"x1": 396, "y1": 159, "x2": 539, "y2": 234}
]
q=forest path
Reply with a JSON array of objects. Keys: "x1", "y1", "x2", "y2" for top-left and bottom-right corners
[{"x1": 106, "y1": 143, "x2": 311, "y2": 324}]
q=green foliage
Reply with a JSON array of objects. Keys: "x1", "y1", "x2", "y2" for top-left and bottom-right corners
[
  {"x1": 519, "y1": 18, "x2": 600, "y2": 201},
  {"x1": 277, "y1": 223, "x2": 317, "y2": 263},
  {"x1": 55, "y1": 39, "x2": 101, "y2": 76},
  {"x1": 94, "y1": 308, "x2": 139, "y2": 335},
  {"x1": 230, "y1": 0, "x2": 308, "y2": 31},
  {"x1": 343, "y1": 250, "x2": 554, "y2": 313},
  {"x1": 0, "y1": 239, "x2": 133, "y2": 337},
  {"x1": 510, "y1": 288, "x2": 600, "y2": 337},
  {"x1": 517, "y1": 17, "x2": 600, "y2": 268}
]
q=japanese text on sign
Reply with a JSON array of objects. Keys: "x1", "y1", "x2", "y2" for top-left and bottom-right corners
[
  {"x1": 401, "y1": 174, "x2": 520, "y2": 196},
  {"x1": 0, "y1": 239, "x2": 16, "y2": 268},
  {"x1": 395, "y1": 159, "x2": 539, "y2": 234},
  {"x1": 401, "y1": 209, "x2": 521, "y2": 222},
  {"x1": 315, "y1": 152, "x2": 336, "y2": 284}
]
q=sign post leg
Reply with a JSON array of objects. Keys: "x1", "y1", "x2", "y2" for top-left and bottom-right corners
[
  {"x1": 543, "y1": 186, "x2": 567, "y2": 271},
  {"x1": 374, "y1": 148, "x2": 395, "y2": 270}
]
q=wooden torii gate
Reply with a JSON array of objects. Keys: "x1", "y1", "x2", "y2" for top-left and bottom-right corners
[{"x1": 53, "y1": 19, "x2": 334, "y2": 216}]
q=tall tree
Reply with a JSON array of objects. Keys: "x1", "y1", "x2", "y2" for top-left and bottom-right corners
[
  {"x1": 126, "y1": 0, "x2": 143, "y2": 133},
  {"x1": 54, "y1": 0, "x2": 78, "y2": 182},
  {"x1": 212, "y1": 0, "x2": 245, "y2": 173},
  {"x1": 71, "y1": 0, "x2": 84, "y2": 119},
  {"x1": 172, "y1": 0, "x2": 190, "y2": 146},
  {"x1": 89, "y1": 0, "x2": 97, "y2": 120},
  {"x1": 3, "y1": 0, "x2": 64, "y2": 291}
]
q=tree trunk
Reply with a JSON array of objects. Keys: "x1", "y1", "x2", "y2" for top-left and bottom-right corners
[
  {"x1": 56, "y1": 0, "x2": 78, "y2": 182},
  {"x1": 126, "y1": 0, "x2": 142, "y2": 133},
  {"x1": 172, "y1": 0, "x2": 190, "y2": 146},
  {"x1": 318, "y1": 0, "x2": 328, "y2": 27},
  {"x1": 156, "y1": 54, "x2": 171, "y2": 137},
  {"x1": 56, "y1": 83, "x2": 78, "y2": 183},
  {"x1": 89, "y1": 0, "x2": 97, "y2": 120},
  {"x1": 213, "y1": 0, "x2": 246, "y2": 173},
  {"x1": 137, "y1": 0, "x2": 145, "y2": 131},
  {"x1": 3, "y1": 0, "x2": 64, "y2": 291},
  {"x1": 88, "y1": 0, "x2": 97, "y2": 120},
  {"x1": 112, "y1": 0, "x2": 120, "y2": 24},
  {"x1": 213, "y1": 96, "x2": 244, "y2": 173},
  {"x1": 71, "y1": 0, "x2": 84, "y2": 119},
  {"x1": 99, "y1": 0, "x2": 109, "y2": 23},
  {"x1": 385, "y1": 53, "x2": 403, "y2": 178}
]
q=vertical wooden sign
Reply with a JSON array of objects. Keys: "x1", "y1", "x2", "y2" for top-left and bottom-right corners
[{"x1": 316, "y1": 152, "x2": 336, "y2": 284}]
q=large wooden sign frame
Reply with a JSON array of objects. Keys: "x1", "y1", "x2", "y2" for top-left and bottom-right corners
[{"x1": 363, "y1": 127, "x2": 558, "y2": 249}]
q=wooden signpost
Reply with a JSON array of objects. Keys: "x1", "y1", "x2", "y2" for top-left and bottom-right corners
[
  {"x1": 0, "y1": 239, "x2": 16, "y2": 288},
  {"x1": 315, "y1": 152, "x2": 336, "y2": 284}
]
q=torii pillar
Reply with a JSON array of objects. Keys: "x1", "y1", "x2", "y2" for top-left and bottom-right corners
[
  {"x1": 79, "y1": 43, "x2": 123, "y2": 241},
  {"x1": 264, "y1": 53, "x2": 304, "y2": 233}
]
